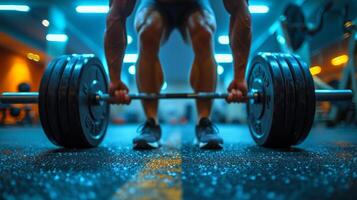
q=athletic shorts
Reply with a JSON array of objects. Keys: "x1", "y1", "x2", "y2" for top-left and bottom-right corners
[{"x1": 136, "y1": 0, "x2": 214, "y2": 41}]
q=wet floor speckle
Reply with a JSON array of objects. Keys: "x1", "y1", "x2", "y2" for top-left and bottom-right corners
[{"x1": 0, "y1": 125, "x2": 356, "y2": 200}]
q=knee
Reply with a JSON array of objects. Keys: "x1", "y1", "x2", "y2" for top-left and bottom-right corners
[
  {"x1": 108, "y1": 0, "x2": 136, "y2": 18},
  {"x1": 191, "y1": 24, "x2": 215, "y2": 46},
  {"x1": 137, "y1": 18, "x2": 163, "y2": 50},
  {"x1": 224, "y1": 0, "x2": 249, "y2": 15}
]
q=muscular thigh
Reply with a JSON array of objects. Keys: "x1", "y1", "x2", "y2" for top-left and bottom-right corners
[
  {"x1": 135, "y1": 7, "x2": 169, "y2": 43},
  {"x1": 185, "y1": 10, "x2": 216, "y2": 42}
]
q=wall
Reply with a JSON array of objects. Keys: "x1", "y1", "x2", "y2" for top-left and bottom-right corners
[{"x1": 0, "y1": 46, "x2": 45, "y2": 123}]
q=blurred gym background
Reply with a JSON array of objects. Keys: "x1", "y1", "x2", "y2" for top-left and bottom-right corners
[{"x1": 0, "y1": 0, "x2": 356, "y2": 127}]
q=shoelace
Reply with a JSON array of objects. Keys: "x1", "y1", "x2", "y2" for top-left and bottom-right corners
[
  {"x1": 136, "y1": 121, "x2": 158, "y2": 135},
  {"x1": 201, "y1": 121, "x2": 220, "y2": 134}
]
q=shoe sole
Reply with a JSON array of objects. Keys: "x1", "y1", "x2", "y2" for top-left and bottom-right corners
[
  {"x1": 199, "y1": 141, "x2": 223, "y2": 150},
  {"x1": 133, "y1": 141, "x2": 160, "y2": 150}
]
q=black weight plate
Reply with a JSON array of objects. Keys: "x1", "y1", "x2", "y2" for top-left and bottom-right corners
[
  {"x1": 46, "y1": 56, "x2": 71, "y2": 146},
  {"x1": 270, "y1": 53, "x2": 296, "y2": 146},
  {"x1": 283, "y1": 4, "x2": 307, "y2": 51},
  {"x1": 67, "y1": 55, "x2": 90, "y2": 147},
  {"x1": 68, "y1": 55, "x2": 109, "y2": 147},
  {"x1": 247, "y1": 53, "x2": 285, "y2": 147},
  {"x1": 39, "y1": 56, "x2": 69, "y2": 146},
  {"x1": 293, "y1": 55, "x2": 316, "y2": 144},
  {"x1": 57, "y1": 56, "x2": 80, "y2": 147},
  {"x1": 281, "y1": 54, "x2": 307, "y2": 145}
]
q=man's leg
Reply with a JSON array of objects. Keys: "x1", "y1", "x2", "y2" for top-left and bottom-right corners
[
  {"x1": 187, "y1": 10, "x2": 217, "y2": 119},
  {"x1": 135, "y1": 8, "x2": 166, "y2": 122},
  {"x1": 186, "y1": 10, "x2": 223, "y2": 149},
  {"x1": 133, "y1": 8, "x2": 167, "y2": 149}
]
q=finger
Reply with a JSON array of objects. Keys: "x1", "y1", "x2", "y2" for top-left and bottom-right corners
[
  {"x1": 125, "y1": 95, "x2": 131, "y2": 105},
  {"x1": 226, "y1": 93, "x2": 233, "y2": 103},
  {"x1": 231, "y1": 90, "x2": 238, "y2": 102},
  {"x1": 114, "y1": 91, "x2": 124, "y2": 104},
  {"x1": 236, "y1": 91, "x2": 244, "y2": 102},
  {"x1": 119, "y1": 92, "x2": 127, "y2": 104}
]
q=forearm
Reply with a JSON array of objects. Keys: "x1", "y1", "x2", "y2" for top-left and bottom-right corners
[
  {"x1": 104, "y1": 0, "x2": 136, "y2": 84},
  {"x1": 224, "y1": 0, "x2": 252, "y2": 80},
  {"x1": 104, "y1": 16, "x2": 127, "y2": 84}
]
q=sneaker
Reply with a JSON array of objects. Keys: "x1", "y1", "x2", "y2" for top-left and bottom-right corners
[
  {"x1": 133, "y1": 118, "x2": 162, "y2": 150},
  {"x1": 195, "y1": 118, "x2": 223, "y2": 149}
]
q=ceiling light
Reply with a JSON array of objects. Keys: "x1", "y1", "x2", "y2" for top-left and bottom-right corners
[
  {"x1": 0, "y1": 5, "x2": 30, "y2": 12},
  {"x1": 217, "y1": 65, "x2": 224, "y2": 75},
  {"x1": 76, "y1": 6, "x2": 109, "y2": 13},
  {"x1": 42, "y1": 19, "x2": 50, "y2": 27},
  {"x1": 309, "y1": 66, "x2": 321, "y2": 76},
  {"x1": 27, "y1": 53, "x2": 40, "y2": 62},
  {"x1": 128, "y1": 65, "x2": 136, "y2": 75},
  {"x1": 331, "y1": 55, "x2": 349, "y2": 66},
  {"x1": 124, "y1": 54, "x2": 138, "y2": 63},
  {"x1": 215, "y1": 54, "x2": 233, "y2": 63},
  {"x1": 218, "y1": 35, "x2": 229, "y2": 45},
  {"x1": 249, "y1": 5, "x2": 269, "y2": 14},
  {"x1": 46, "y1": 34, "x2": 68, "y2": 42},
  {"x1": 127, "y1": 35, "x2": 133, "y2": 45}
]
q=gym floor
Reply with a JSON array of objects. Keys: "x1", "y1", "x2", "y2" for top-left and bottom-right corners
[{"x1": 0, "y1": 124, "x2": 356, "y2": 200}]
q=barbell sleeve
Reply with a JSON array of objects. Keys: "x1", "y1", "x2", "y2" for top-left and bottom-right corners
[
  {"x1": 0, "y1": 92, "x2": 39, "y2": 104},
  {"x1": 315, "y1": 90, "x2": 353, "y2": 101}
]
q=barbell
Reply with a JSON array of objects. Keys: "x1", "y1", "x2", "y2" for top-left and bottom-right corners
[{"x1": 0, "y1": 53, "x2": 353, "y2": 148}]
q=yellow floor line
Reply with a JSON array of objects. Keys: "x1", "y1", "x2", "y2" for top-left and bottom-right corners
[{"x1": 112, "y1": 130, "x2": 182, "y2": 200}]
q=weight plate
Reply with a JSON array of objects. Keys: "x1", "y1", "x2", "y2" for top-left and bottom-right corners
[
  {"x1": 68, "y1": 55, "x2": 109, "y2": 147},
  {"x1": 293, "y1": 55, "x2": 316, "y2": 144},
  {"x1": 57, "y1": 56, "x2": 80, "y2": 147},
  {"x1": 270, "y1": 53, "x2": 296, "y2": 146},
  {"x1": 283, "y1": 4, "x2": 307, "y2": 51},
  {"x1": 39, "y1": 56, "x2": 69, "y2": 146},
  {"x1": 47, "y1": 56, "x2": 71, "y2": 146},
  {"x1": 281, "y1": 54, "x2": 307, "y2": 145},
  {"x1": 247, "y1": 53, "x2": 285, "y2": 147}
]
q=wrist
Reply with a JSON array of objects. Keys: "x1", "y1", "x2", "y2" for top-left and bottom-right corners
[
  {"x1": 233, "y1": 73, "x2": 246, "y2": 81},
  {"x1": 110, "y1": 76, "x2": 122, "y2": 85}
]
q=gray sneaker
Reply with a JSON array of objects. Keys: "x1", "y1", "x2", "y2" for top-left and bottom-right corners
[
  {"x1": 133, "y1": 118, "x2": 162, "y2": 150},
  {"x1": 195, "y1": 118, "x2": 223, "y2": 149}
]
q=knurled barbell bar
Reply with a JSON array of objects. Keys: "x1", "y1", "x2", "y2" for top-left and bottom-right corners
[
  {"x1": 0, "y1": 53, "x2": 353, "y2": 148},
  {"x1": 0, "y1": 90, "x2": 352, "y2": 104}
]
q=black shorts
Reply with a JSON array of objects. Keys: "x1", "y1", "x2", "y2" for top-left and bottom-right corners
[{"x1": 136, "y1": 0, "x2": 214, "y2": 41}]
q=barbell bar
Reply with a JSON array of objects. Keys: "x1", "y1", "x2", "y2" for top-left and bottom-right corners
[{"x1": 0, "y1": 89, "x2": 353, "y2": 105}]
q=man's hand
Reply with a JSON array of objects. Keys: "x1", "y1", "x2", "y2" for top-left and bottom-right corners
[
  {"x1": 109, "y1": 81, "x2": 131, "y2": 105},
  {"x1": 226, "y1": 79, "x2": 248, "y2": 103}
]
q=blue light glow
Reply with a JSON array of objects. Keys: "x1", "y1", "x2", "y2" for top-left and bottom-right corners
[
  {"x1": 128, "y1": 65, "x2": 136, "y2": 75},
  {"x1": 0, "y1": 5, "x2": 30, "y2": 12},
  {"x1": 218, "y1": 35, "x2": 229, "y2": 45},
  {"x1": 127, "y1": 35, "x2": 133, "y2": 45},
  {"x1": 46, "y1": 34, "x2": 68, "y2": 42},
  {"x1": 277, "y1": 35, "x2": 286, "y2": 44},
  {"x1": 76, "y1": 6, "x2": 109, "y2": 13},
  {"x1": 124, "y1": 54, "x2": 138, "y2": 63},
  {"x1": 161, "y1": 82, "x2": 168, "y2": 91},
  {"x1": 217, "y1": 65, "x2": 225, "y2": 75},
  {"x1": 215, "y1": 54, "x2": 233, "y2": 63},
  {"x1": 249, "y1": 5, "x2": 269, "y2": 14}
]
